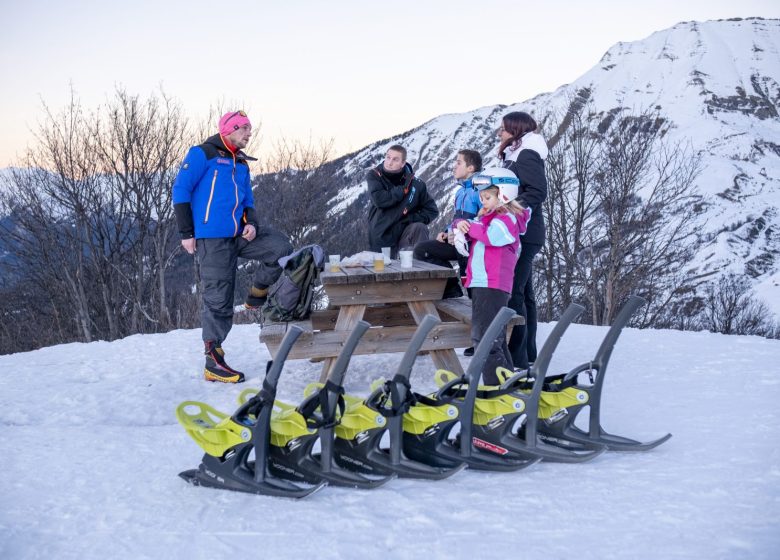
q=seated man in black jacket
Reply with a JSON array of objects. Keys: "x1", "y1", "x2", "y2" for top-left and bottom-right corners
[{"x1": 366, "y1": 145, "x2": 438, "y2": 256}]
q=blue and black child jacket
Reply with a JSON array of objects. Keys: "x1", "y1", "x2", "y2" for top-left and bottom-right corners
[
  {"x1": 450, "y1": 177, "x2": 482, "y2": 228},
  {"x1": 172, "y1": 134, "x2": 258, "y2": 239}
]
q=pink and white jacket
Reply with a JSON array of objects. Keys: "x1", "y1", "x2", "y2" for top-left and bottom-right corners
[{"x1": 455, "y1": 208, "x2": 531, "y2": 294}]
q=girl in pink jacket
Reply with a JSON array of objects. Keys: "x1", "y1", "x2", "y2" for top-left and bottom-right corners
[{"x1": 454, "y1": 168, "x2": 531, "y2": 384}]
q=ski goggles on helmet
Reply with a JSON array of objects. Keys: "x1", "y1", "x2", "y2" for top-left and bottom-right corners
[{"x1": 472, "y1": 174, "x2": 520, "y2": 190}]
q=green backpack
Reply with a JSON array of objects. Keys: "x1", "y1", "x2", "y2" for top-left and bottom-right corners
[{"x1": 262, "y1": 245, "x2": 325, "y2": 323}]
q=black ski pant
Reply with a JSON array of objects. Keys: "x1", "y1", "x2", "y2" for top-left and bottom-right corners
[
  {"x1": 413, "y1": 239, "x2": 466, "y2": 297},
  {"x1": 197, "y1": 227, "x2": 292, "y2": 344},
  {"x1": 395, "y1": 222, "x2": 430, "y2": 257},
  {"x1": 471, "y1": 287, "x2": 513, "y2": 385},
  {"x1": 507, "y1": 242, "x2": 542, "y2": 369}
]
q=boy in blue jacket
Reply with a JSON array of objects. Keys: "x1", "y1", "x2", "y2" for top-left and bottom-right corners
[
  {"x1": 172, "y1": 111, "x2": 292, "y2": 383},
  {"x1": 413, "y1": 149, "x2": 482, "y2": 298}
]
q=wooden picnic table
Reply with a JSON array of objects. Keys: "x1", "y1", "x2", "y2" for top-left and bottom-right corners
[{"x1": 259, "y1": 259, "x2": 524, "y2": 381}]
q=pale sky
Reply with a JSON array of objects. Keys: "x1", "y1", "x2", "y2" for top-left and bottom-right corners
[{"x1": 1, "y1": 0, "x2": 778, "y2": 167}]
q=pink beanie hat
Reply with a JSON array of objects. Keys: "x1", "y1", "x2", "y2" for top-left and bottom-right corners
[{"x1": 218, "y1": 110, "x2": 251, "y2": 137}]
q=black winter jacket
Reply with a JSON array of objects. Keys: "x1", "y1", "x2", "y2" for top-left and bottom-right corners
[
  {"x1": 503, "y1": 149, "x2": 547, "y2": 246},
  {"x1": 366, "y1": 163, "x2": 439, "y2": 251}
]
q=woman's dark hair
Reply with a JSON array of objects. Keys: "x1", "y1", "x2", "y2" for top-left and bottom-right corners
[{"x1": 498, "y1": 112, "x2": 537, "y2": 161}]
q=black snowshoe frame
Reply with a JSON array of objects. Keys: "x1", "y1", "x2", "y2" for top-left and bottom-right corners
[
  {"x1": 266, "y1": 320, "x2": 397, "y2": 489},
  {"x1": 179, "y1": 325, "x2": 326, "y2": 499},
  {"x1": 536, "y1": 295, "x2": 672, "y2": 452},
  {"x1": 333, "y1": 314, "x2": 467, "y2": 480},
  {"x1": 401, "y1": 307, "x2": 541, "y2": 472},
  {"x1": 468, "y1": 303, "x2": 607, "y2": 463}
]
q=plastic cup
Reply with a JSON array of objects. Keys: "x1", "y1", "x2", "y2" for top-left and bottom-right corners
[
  {"x1": 328, "y1": 254, "x2": 341, "y2": 273},
  {"x1": 374, "y1": 254, "x2": 385, "y2": 271},
  {"x1": 399, "y1": 250, "x2": 413, "y2": 269},
  {"x1": 381, "y1": 247, "x2": 392, "y2": 261}
]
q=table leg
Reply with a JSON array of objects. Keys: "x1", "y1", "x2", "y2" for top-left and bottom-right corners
[
  {"x1": 407, "y1": 300, "x2": 466, "y2": 377},
  {"x1": 319, "y1": 304, "x2": 367, "y2": 382}
]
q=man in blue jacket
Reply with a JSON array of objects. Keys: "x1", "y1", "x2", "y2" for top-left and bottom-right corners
[{"x1": 172, "y1": 110, "x2": 292, "y2": 383}]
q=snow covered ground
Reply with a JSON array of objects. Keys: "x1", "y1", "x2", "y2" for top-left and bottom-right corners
[{"x1": 1, "y1": 321, "x2": 779, "y2": 559}]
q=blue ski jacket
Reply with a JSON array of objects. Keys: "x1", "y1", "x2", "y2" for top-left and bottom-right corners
[
  {"x1": 449, "y1": 177, "x2": 482, "y2": 229},
  {"x1": 172, "y1": 134, "x2": 257, "y2": 239}
]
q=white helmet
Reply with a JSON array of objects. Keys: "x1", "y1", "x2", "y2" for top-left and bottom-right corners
[{"x1": 472, "y1": 167, "x2": 519, "y2": 205}]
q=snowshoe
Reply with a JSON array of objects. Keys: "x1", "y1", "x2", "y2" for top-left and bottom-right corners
[
  {"x1": 262, "y1": 320, "x2": 396, "y2": 489},
  {"x1": 536, "y1": 295, "x2": 672, "y2": 452},
  {"x1": 332, "y1": 314, "x2": 467, "y2": 480},
  {"x1": 177, "y1": 325, "x2": 325, "y2": 499},
  {"x1": 401, "y1": 307, "x2": 539, "y2": 472},
  {"x1": 459, "y1": 303, "x2": 606, "y2": 463}
]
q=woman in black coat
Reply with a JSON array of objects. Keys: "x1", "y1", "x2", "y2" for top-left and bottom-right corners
[{"x1": 497, "y1": 111, "x2": 549, "y2": 370}]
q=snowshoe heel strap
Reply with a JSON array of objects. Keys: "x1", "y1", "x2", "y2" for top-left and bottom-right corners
[
  {"x1": 298, "y1": 380, "x2": 346, "y2": 429},
  {"x1": 367, "y1": 374, "x2": 416, "y2": 417}
]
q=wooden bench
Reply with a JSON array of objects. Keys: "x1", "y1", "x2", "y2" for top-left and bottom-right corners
[
  {"x1": 259, "y1": 297, "x2": 524, "y2": 362},
  {"x1": 433, "y1": 297, "x2": 524, "y2": 329}
]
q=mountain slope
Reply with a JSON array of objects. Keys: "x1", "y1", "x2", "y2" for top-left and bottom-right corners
[{"x1": 309, "y1": 17, "x2": 780, "y2": 313}]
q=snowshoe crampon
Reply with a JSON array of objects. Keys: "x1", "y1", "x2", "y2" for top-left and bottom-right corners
[
  {"x1": 401, "y1": 307, "x2": 539, "y2": 472},
  {"x1": 261, "y1": 320, "x2": 396, "y2": 489},
  {"x1": 332, "y1": 315, "x2": 466, "y2": 480},
  {"x1": 535, "y1": 295, "x2": 672, "y2": 452},
  {"x1": 176, "y1": 325, "x2": 325, "y2": 499}
]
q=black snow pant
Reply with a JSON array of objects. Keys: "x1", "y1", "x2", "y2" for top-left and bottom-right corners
[
  {"x1": 197, "y1": 226, "x2": 292, "y2": 343},
  {"x1": 507, "y1": 242, "x2": 542, "y2": 369},
  {"x1": 413, "y1": 239, "x2": 466, "y2": 298},
  {"x1": 394, "y1": 222, "x2": 430, "y2": 257},
  {"x1": 470, "y1": 287, "x2": 513, "y2": 386}
]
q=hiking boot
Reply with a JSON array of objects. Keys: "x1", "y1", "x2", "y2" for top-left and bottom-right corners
[
  {"x1": 204, "y1": 341, "x2": 245, "y2": 383},
  {"x1": 463, "y1": 347, "x2": 474, "y2": 357},
  {"x1": 245, "y1": 285, "x2": 269, "y2": 309}
]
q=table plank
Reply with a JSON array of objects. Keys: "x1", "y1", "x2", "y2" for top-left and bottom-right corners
[
  {"x1": 310, "y1": 304, "x2": 416, "y2": 330},
  {"x1": 321, "y1": 259, "x2": 454, "y2": 285},
  {"x1": 407, "y1": 259, "x2": 456, "y2": 279},
  {"x1": 325, "y1": 278, "x2": 446, "y2": 306},
  {"x1": 263, "y1": 323, "x2": 473, "y2": 362}
]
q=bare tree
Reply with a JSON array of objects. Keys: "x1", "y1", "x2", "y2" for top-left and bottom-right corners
[
  {"x1": 254, "y1": 137, "x2": 335, "y2": 247},
  {"x1": 0, "y1": 87, "x2": 201, "y2": 352},
  {"x1": 537, "y1": 93, "x2": 601, "y2": 320},
  {"x1": 585, "y1": 112, "x2": 701, "y2": 325},
  {"x1": 91, "y1": 87, "x2": 190, "y2": 332},
  {"x1": 1, "y1": 91, "x2": 103, "y2": 342},
  {"x1": 703, "y1": 273, "x2": 778, "y2": 337}
]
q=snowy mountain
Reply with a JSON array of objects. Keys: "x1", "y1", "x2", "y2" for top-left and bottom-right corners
[
  {"x1": 1, "y1": 320, "x2": 778, "y2": 558},
  {"x1": 310, "y1": 17, "x2": 780, "y2": 314}
]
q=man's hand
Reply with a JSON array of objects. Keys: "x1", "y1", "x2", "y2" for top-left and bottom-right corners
[
  {"x1": 436, "y1": 232, "x2": 447, "y2": 242},
  {"x1": 181, "y1": 238, "x2": 196, "y2": 254},
  {"x1": 242, "y1": 224, "x2": 257, "y2": 242}
]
